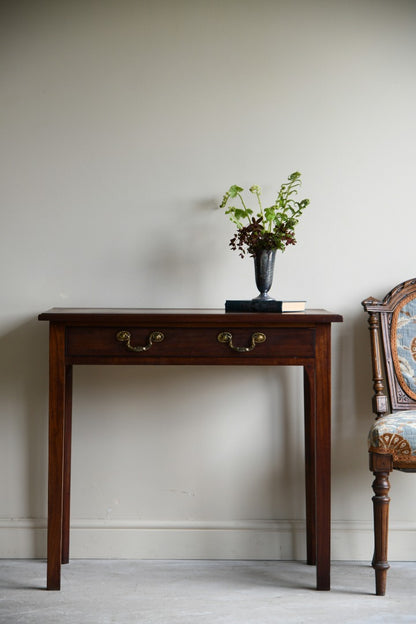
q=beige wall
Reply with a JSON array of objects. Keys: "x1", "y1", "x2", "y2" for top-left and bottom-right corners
[{"x1": 1, "y1": 0, "x2": 416, "y2": 560}]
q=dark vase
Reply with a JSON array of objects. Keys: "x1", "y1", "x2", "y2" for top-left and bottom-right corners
[{"x1": 253, "y1": 249, "x2": 276, "y2": 301}]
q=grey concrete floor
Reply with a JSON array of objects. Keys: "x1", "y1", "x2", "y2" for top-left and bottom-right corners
[{"x1": 1, "y1": 559, "x2": 415, "y2": 624}]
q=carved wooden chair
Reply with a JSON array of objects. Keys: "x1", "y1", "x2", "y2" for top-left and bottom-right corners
[{"x1": 362, "y1": 278, "x2": 416, "y2": 595}]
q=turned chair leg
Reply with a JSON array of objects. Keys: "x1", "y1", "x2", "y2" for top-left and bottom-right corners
[{"x1": 370, "y1": 452, "x2": 392, "y2": 596}]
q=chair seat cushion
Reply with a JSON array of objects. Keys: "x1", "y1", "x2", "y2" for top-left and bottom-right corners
[{"x1": 369, "y1": 411, "x2": 416, "y2": 467}]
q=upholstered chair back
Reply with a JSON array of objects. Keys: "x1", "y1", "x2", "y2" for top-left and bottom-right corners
[{"x1": 363, "y1": 278, "x2": 416, "y2": 470}]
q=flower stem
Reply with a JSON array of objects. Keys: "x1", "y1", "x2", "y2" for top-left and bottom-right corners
[{"x1": 237, "y1": 193, "x2": 250, "y2": 221}]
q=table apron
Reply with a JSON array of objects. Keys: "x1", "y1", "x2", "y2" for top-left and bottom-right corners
[{"x1": 65, "y1": 355, "x2": 317, "y2": 366}]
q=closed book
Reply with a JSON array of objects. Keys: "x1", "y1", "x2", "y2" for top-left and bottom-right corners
[{"x1": 225, "y1": 300, "x2": 306, "y2": 313}]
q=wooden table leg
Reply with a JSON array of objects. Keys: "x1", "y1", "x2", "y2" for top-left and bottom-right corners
[
  {"x1": 47, "y1": 323, "x2": 66, "y2": 590},
  {"x1": 303, "y1": 364, "x2": 316, "y2": 566},
  {"x1": 62, "y1": 365, "x2": 73, "y2": 564},
  {"x1": 315, "y1": 325, "x2": 331, "y2": 591}
]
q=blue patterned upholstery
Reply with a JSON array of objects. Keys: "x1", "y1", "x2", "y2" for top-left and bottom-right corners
[
  {"x1": 392, "y1": 296, "x2": 416, "y2": 400},
  {"x1": 368, "y1": 411, "x2": 416, "y2": 467}
]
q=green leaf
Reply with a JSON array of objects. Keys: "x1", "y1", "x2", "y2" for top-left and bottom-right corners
[
  {"x1": 264, "y1": 207, "x2": 276, "y2": 221},
  {"x1": 228, "y1": 185, "x2": 244, "y2": 197},
  {"x1": 233, "y1": 208, "x2": 248, "y2": 220},
  {"x1": 219, "y1": 193, "x2": 230, "y2": 209}
]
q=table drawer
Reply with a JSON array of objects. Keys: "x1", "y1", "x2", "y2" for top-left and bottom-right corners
[{"x1": 66, "y1": 326, "x2": 315, "y2": 359}]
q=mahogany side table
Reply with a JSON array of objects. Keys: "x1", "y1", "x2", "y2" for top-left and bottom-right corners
[{"x1": 38, "y1": 308, "x2": 343, "y2": 590}]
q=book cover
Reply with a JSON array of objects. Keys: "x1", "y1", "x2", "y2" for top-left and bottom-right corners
[{"x1": 225, "y1": 300, "x2": 306, "y2": 313}]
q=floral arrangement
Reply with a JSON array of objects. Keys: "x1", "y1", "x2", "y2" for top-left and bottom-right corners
[{"x1": 220, "y1": 171, "x2": 310, "y2": 258}]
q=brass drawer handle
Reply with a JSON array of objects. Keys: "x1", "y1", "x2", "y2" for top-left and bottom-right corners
[
  {"x1": 217, "y1": 331, "x2": 266, "y2": 353},
  {"x1": 116, "y1": 330, "x2": 165, "y2": 352}
]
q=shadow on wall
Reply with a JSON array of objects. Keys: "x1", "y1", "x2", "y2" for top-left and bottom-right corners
[
  {"x1": 69, "y1": 362, "x2": 308, "y2": 558},
  {"x1": 71, "y1": 364, "x2": 304, "y2": 504},
  {"x1": 0, "y1": 319, "x2": 49, "y2": 556},
  {"x1": 264, "y1": 366, "x2": 305, "y2": 516},
  {"x1": 330, "y1": 306, "x2": 375, "y2": 531},
  {"x1": 332, "y1": 307, "x2": 373, "y2": 442},
  {"x1": 354, "y1": 306, "x2": 374, "y2": 421},
  {"x1": 134, "y1": 197, "x2": 228, "y2": 307}
]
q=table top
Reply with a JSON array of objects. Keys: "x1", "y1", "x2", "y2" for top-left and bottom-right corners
[{"x1": 38, "y1": 308, "x2": 343, "y2": 325}]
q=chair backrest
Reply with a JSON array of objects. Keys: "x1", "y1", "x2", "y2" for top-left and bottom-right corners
[{"x1": 362, "y1": 278, "x2": 416, "y2": 418}]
